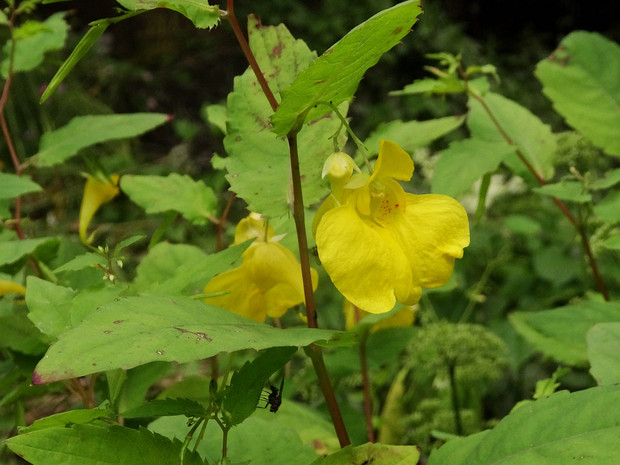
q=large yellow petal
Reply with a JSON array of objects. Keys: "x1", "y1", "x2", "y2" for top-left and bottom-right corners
[
  {"x1": 371, "y1": 140, "x2": 414, "y2": 183},
  {"x1": 234, "y1": 213, "x2": 274, "y2": 244},
  {"x1": 393, "y1": 193, "x2": 470, "y2": 289},
  {"x1": 316, "y1": 204, "x2": 411, "y2": 314}
]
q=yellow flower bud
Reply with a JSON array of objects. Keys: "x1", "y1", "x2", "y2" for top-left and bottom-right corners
[{"x1": 79, "y1": 173, "x2": 120, "y2": 245}]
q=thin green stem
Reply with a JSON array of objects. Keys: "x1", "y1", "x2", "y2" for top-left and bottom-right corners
[
  {"x1": 359, "y1": 329, "x2": 375, "y2": 442},
  {"x1": 447, "y1": 361, "x2": 463, "y2": 436}
]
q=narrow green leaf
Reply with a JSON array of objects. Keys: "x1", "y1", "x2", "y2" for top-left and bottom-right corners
[
  {"x1": 0, "y1": 173, "x2": 42, "y2": 199},
  {"x1": 468, "y1": 92, "x2": 557, "y2": 181},
  {"x1": 364, "y1": 115, "x2": 465, "y2": 156},
  {"x1": 32, "y1": 294, "x2": 346, "y2": 384},
  {"x1": 536, "y1": 31, "x2": 620, "y2": 156},
  {"x1": 122, "y1": 398, "x2": 207, "y2": 419},
  {"x1": 509, "y1": 301, "x2": 620, "y2": 366},
  {"x1": 116, "y1": 0, "x2": 220, "y2": 29},
  {"x1": 271, "y1": 1, "x2": 422, "y2": 135},
  {"x1": 224, "y1": 347, "x2": 296, "y2": 426},
  {"x1": 5, "y1": 424, "x2": 205, "y2": 465},
  {"x1": 20, "y1": 403, "x2": 115, "y2": 433},
  {"x1": 602, "y1": 234, "x2": 620, "y2": 250},
  {"x1": 1, "y1": 12, "x2": 68, "y2": 78},
  {"x1": 428, "y1": 385, "x2": 620, "y2": 465},
  {"x1": 309, "y1": 443, "x2": 421, "y2": 465},
  {"x1": 593, "y1": 191, "x2": 620, "y2": 223},
  {"x1": 221, "y1": 15, "x2": 341, "y2": 218},
  {"x1": 533, "y1": 181, "x2": 592, "y2": 203},
  {"x1": 587, "y1": 323, "x2": 620, "y2": 386},
  {"x1": 432, "y1": 139, "x2": 514, "y2": 197},
  {"x1": 40, "y1": 23, "x2": 107, "y2": 103},
  {"x1": 0, "y1": 237, "x2": 58, "y2": 266},
  {"x1": 32, "y1": 113, "x2": 170, "y2": 168},
  {"x1": 120, "y1": 174, "x2": 216, "y2": 225},
  {"x1": 25, "y1": 276, "x2": 76, "y2": 340},
  {"x1": 53, "y1": 253, "x2": 107, "y2": 273},
  {"x1": 589, "y1": 168, "x2": 620, "y2": 190},
  {"x1": 389, "y1": 76, "x2": 466, "y2": 96}
]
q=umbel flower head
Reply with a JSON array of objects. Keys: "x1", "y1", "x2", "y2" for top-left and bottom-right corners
[
  {"x1": 313, "y1": 140, "x2": 470, "y2": 314},
  {"x1": 204, "y1": 213, "x2": 318, "y2": 322},
  {"x1": 79, "y1": 173, "x2": 120, "y2": 244}
]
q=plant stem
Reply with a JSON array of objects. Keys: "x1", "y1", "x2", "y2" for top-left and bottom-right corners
[
  {"x1": 359, "y1": 329, "x2": 376, "y2": 442},
  {"x1": 468, "y1": 91, "x2": 610, "y2": 301},
  {"x1": 447, "y1": 361, "x2": 463, "y2": 436}
]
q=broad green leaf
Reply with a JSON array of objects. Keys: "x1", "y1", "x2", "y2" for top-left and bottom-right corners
[
  {"x1": 432, "y1": 139, "x2": 514, "y2": 197},
  {"x1": 20, "y1": 403, "x2": 115, "y2": 433},
  {"x1": 271, "y1": 1, "x2": 422, "y2": 135},
  {"x1": 224, "y1": 347, "x2": 296, "y2": 426},
  {"x1": 509, "y1": 301, "x2": 620, "y2": 366},
  {"x1": 120, "y1": 174, "x2": 217, "y2": 225},
  {"x1": 593, "y1": 190, "x2": 620, "y2": 223},
  {"x1": 5, "y1": 424, "x2": 204, "y2": 465},
  {"x1": 1, "y1": 13, "x2": 68, "y2": 77},
  {"x1": 53, "y1": 253, "x2": 107, "y2": 273},
  {"x1": 0, "y1": 308, "x2": 49, "y2": 355},
  {"x1": 116, "y1": 0, "x2": 220, "y2": 29},
  {"x1": 309, "y1": 443, "x2": 421, "y2": 465},
  {"x1": 0, "y1": 173, "x2": 42, "y2": 199},
  {"x1": 68, "y1": 284, "x2": 125, "y2": 328},
  {"x1": 533, "y1": 181, "x2": 591, "y2": 203},
  {"x1": 589, "y1": 167, "x2": 620, "y2": 190},
  {"x1": 364, "y1": 115, "x2": 465, "y2": 157},
  {"x1": 0, "y1": 237, "x2": 58, "y2": 266},
  {"x1": 32, "y1": 113, "x2": 169, "y2": 167},
  {"x1": 221, "y1": 15, "x2": 342, "y2": 218},
  {"x1": 428, "y1": 385, "x2": 620, "y2": 465},
  {"x1": 587, "y1": 323, "x2": 620, "y2": 386},
  {"x1": 32, "y1": 294, "x2": 346, "y2": 384},
  {"x1": 468, "y1": 92, "x2": 556, "y2": 181},
  {"x1": 25, "y1": 276, "x2": 75, "y2": 340},
  {"x1": 536, "y1": 31, "x2": 620, "y2": 156},
  {"x1": 132, "y1": 241, "x2": 249, "y2": 295},
  {"x1": 122, "y1": 398, "x2": 207, "y2": 419},
  {"x1": 602, "y1": 234, "x2": 620, "y2": 250}
]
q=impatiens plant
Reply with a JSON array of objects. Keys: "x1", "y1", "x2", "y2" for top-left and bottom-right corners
[{"x1": 2, "y1": 1, "x2": 620, "y2": 464}]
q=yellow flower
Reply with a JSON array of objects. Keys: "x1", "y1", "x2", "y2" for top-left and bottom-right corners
[
  {"x1": 79, "y1": 173, "x2": 120, "y2": 244},
  {"x1": 0, "y1": 280, "x2": 26, "y2": 296},
  {"x1": 343, "y1": 300, "x2": 416, "y2": 332},
  {"x1": 314, "y1": 140, "x2": 470, "y2": 314},
  {"x1": 204, "y1": 213, "x2": 318, "y2": 322}
]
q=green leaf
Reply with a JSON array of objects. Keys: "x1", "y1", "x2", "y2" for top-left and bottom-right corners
[
  {"x1": 389, "y1": 76, "x2": 466, "y2": 96},
  {"x1": 589, "y1": 167, "x2": 620, "y2": 190},
  {"x1": 221, "y1": 15, "x2": 341, "y2": 218},
  {"x1": 0, "y1": 307, "x2": 49, "y2": 355},
  {"x1": 0, "y1": 237, "x2": 58, "y2": 266},
  {"x1": 20, "y1": 403, "x2": 115, "y2": 433},
  {"x1": 132, "y1": 241, "x2": 249, "y2": 295},
  {"x1": 224, "y1": 347, "x2": 296, "y2": 426},
  {"x1": 533, "y1": 180, "x2": 591, "y2": 203},
  {"x1": 602, "y1": 234, "x2": 620, "y2": 250},
  {"x1": 308, "y1": 443, "x2": 421, "y2": 465},
  {"x1": 509, "y1": 301, "x2": 620, "y2": 366},
  {"x1": 271, "y1": 1, "x2": 422, "y2": 135},
  {"x1": 535, "y1": 31, "x2": 620, "y2": 156},
  {"x1": 1, "y1": 12, "x2": 68, "y2": 77},
  {"x1": 121, "y1": 174, "x2": 216, "y2": 225},
  {"x1": 0, "y1": 173, "x2": 42, "y2": 199},
  {"x1": 25, "y1": 276, "x2": 76, "y2": 340},
  {"x1": 32, "y1": 113, "x2": 170, "y2": 167},
  {"x1": 468, "y1": 92, "x2": 557, "y2": 181},
  {"x1": 593, "y1": 190, "x2": 620, "y2": 223},
  {"x1": 32, "y1": 294, "x2": 346, "y2": 384},
  {"x1": 5, "y1": 424, "x2": 205, "y2": 465},
  {"x1": 116, "y1": 0, "x2": 220, "y2": 29},
  {"x1": 587, "y1": 323, "x2": 620, "y2": 386},
  {"x1": 428, "y1": 385, "x2": 620, "y2": 465},
  {"x1": 122, "y1": 398, "x2": 207, "y2": 419},
  {"x1": 364, "y1": 115, "x2": 465, "y2": 156},
  {"x1": 53, "y1": 253, "x2": 107, "y2": 273},
  {"x1": 432, "y1": 139, "x2": 514, "y2": 197}
]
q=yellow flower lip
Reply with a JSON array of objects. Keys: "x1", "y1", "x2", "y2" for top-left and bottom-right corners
[
  {"x1": 79, "y1": 173, "x2": 120, "y2": 245},
  {"x1": 314, "y1": 140, "x2": 470, "y2": 314}
]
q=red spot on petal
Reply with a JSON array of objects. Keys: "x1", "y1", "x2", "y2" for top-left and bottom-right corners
[{"x1": 113, "y1": 320, "x2": 124, "y2": 324}]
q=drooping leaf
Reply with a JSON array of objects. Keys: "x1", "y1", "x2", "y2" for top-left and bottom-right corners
[
  {"x1": 432, "y1": 139, "x2": 514, "y2": 197},
  {"x1": 363, "y1": 115, "x2": 465, "y2": 157},
  {"x1": 120, "y1": 174, "x2": 217, "y2": 225},
  {"x1": 220, "y1": 15, "x2": 342, "y2": 218},
  {"x1": 427, "y1": 385, "x2": 620, "y2": 465},
  {"x1": 0, "y1": 237, "x2": 59, "y2": 266},
  {"x1": 5, "y1": 424, "x2": 205, "y2": 465},
  {"x1": 224, "y1": 346, "x2": 296, "y2": 426},
  {"x1": 509, "y1": 300, "x2": 620, "y2": 366},
  {"x1": 122, "y1": 398, "x2": 207, "y2": 419},
  {"x1": 308, "y1": 442, "x2": 421, "y2": 465},
  {"x1": 535, "y1": 31, "x2": 620, "y2": 156},
  {"x1": 32, "y1": 113, "x2": 169, "y2": 167},
  {"x1": 533, "y1": 181, "x2": 592, "y2": 203},
  {"x1": 1, "y1": 12, "x2": 68, "y2": 77},
  {"x1": 25, "y1": 276, "x2": 76, "y2": 340},
  {"x1": 0, "y1": 173, "x2": 42, "y2": 199},
  {"x1": 468, "y1": 92, "x2": 557, "y2": 181},
  {"x1": 271, "y1": 1, "x2": 423, "y2": 135},
  {"x1": 32, "y1": 294, "x2": 347, "y2": 384},
  {"x1": 587, "y1": 322, "x2": 620, "y2": 386},
  {"x1": 116, "y1": 0, "x2": 220, "y2": 29},
  {"x1": 132, "y1": 241, "x2": 249, "y2": 295}
]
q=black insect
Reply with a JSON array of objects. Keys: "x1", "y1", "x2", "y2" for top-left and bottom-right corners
[{"x1": 260, "y1": 376, "x2": 284, "y2": 413}]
